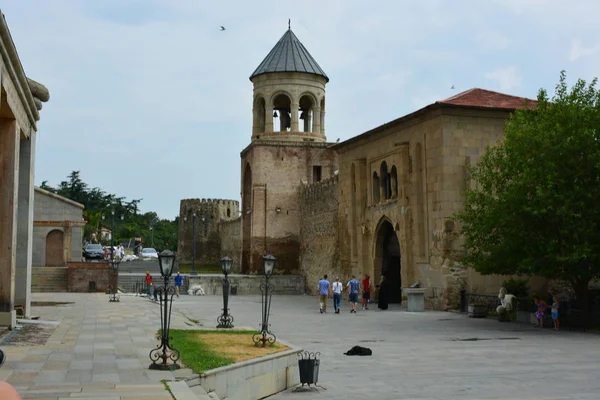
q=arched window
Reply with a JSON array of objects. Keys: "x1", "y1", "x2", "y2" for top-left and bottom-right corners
[
  {"x1": 390, "y1": 165, "x2": 398, "y2": 198},
  {"x1": 298, "y1": 94, "x2": 314, "y2": 132},
  {"x1": 272, "y1": 94, "x2": 291, "y2": 132},
  {"x1": 380, "y1": 161, "x2": 392, "y2": 200},
  {"x1": 227, "y1": 208, "x2": 231, "y2": 218},
  {"x1": 372, "y1": 171, "x2": 380, "y2": 204}
]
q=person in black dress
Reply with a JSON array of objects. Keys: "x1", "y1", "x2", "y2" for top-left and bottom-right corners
[{"x1": 377, "y1": 275, "x2": 389, "y2": 310}]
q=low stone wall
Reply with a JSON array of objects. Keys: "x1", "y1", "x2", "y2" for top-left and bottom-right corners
[
  {"x1": 187, "y1": 274, "x2": 305, "y2": 295},
  {"x1": 67, "y1": 262, "x2": 113, "y2": 292},
  {"x1": 189, "y1": 344, "x2": 301, "y2": 400}
]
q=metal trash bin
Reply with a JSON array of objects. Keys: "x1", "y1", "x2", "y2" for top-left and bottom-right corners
[
  {"x1": 88, "y1": 281, "x2": 96, "y2": 292},
  {"x1": 230, "y1": 285, "x2": 238, "y2": 295},
  {"x1": 298, "y1": 351, "x2": 320, "y2": 387}
]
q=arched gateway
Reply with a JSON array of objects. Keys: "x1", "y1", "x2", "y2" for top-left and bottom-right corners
[{"x1": 374, "y1": 219, "x2": 402, "y2": 303}]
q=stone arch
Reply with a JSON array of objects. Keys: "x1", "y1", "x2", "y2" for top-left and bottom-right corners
[
  {"x1": 390, "y1": 165, "x2": 398, "y2": 198},
  {"x1": 372, "y1": 171, "x2": 380, "y2": 204},
  {"x1": 253, "y1": 96, "x2": 266, "y2": 134},
  {"x1": 45, "y1": 229, "x2": 64, "y2": 267},
  {"x1": 374, "y1": 217, "x2": 402, "y2": 303},
  {"x1": 271, "y1": 92, "x2": 292, "y2": 132},
  {"x1": 242, "y1": 163, "x2": 252, "y2": 273},
  {"x1": 298, "y1": 93, "x2": 316, "y2": 133}
]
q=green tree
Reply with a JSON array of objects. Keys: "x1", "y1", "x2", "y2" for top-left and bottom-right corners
[{"x1": 454, "y1": 71, "x2": 600, "y2": 310}]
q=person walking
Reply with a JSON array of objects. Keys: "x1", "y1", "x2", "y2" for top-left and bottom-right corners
[
  {"x1": 174, "y1": 271, "x2": 183, "y2": 298},
  {"x1": 145, "y1": 271, "x2": 157, "y2": 301},
  {"x1": 318, "y1": 275, "x2": 331, "y2": 313},
  {"x1": 332, "y1": 277, "x2": 343, "y2": 314},
  {"x1": 361, "y1": 274, "x2": 372, "y2": 310},
  {"x1": 347, "y1": 275, "x2": 360, "y2": 313}
]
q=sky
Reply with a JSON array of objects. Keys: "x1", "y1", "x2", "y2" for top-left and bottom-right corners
[{"x1": 2, "y1": 0, "x2": 600, "y2": 219}]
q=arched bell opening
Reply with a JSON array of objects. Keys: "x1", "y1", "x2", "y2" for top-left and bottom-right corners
[
  {"x1": 298, "y1": 94, "x2": 315, "y2": 132},
  {"x1": 272, "y1": 94, "x2": 291, "y2": 132}
]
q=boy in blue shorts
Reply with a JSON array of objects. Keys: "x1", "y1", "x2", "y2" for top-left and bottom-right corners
[{"x1": 347, "y1": 275, "x2": 360, "y2": 313}]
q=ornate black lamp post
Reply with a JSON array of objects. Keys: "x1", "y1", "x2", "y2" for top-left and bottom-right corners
[
  {"x1": 102, "y1": 209, "x2": 124, "y2": 261},
  {"x1": 217, "y1": 256, "x2": 234, "y2": 328},
  {"x1": 108, "y1": 258, "x2": 120, "y2": 302},
  {"x1": 253, "y1": 254, "x2": 276, "y2": 347},
  {"x1": 149, "y1": 250, "x2": 181, "y2": 371}
]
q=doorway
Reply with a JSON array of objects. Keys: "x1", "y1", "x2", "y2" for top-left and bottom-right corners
[
  {"x1": 375, "y1": 219, "x2": 402, "y2": 303},
  {"x1": 45, "y1": 229, "x2": 64, "y2": 267}
]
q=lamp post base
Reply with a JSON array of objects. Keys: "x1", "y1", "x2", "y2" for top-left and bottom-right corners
[
  {"x1": 148, "y1": 363, "x2": 180, "y2": 371},
  {"x1": 217, "y1": 313, "x2": 234, "y2": 329}
]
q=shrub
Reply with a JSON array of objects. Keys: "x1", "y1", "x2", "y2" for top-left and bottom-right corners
[{"x1": 502, "y1": 278, "x2": 529, "y2": 297}]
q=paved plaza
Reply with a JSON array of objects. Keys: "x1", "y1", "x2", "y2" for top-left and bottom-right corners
[{"x1": 1, "y1": 292, "x2": 600, "y2": 399}]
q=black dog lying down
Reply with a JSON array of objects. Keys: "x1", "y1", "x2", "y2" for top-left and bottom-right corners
[{"x1": 344, "y1": 345, "x2": 372, "y2": 356}]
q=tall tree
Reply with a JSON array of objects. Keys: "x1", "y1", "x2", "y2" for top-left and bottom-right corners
[{"x1": 454, "y1": 71, "x2": 600, "y2": 310}]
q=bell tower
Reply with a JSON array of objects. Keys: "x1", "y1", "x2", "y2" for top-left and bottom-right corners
[
  {"x1": 241, "y1": 23, "x2": 338, "y2": 275},
  {"x1": 249, "y1": 24, "x2": 328, "y2": 142}
]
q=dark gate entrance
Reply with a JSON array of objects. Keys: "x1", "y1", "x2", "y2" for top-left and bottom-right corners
[{"x1": 377, "y1": 220, "x2": 402, "y2": 303}]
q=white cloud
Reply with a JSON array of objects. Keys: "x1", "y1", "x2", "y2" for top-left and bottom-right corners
[
  {"x1": 569, "y1": 39, "x2": 600, "y2": 62},
  {"x1": 485, "y1": 67, "x2": 522, "y2": 91}
]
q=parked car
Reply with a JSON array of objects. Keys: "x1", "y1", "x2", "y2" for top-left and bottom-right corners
[
  {"x1": 141, "y1": 247, "x2": 158, "y2": 259},
  {"x1": 83, "y1": 243, "x2": 104, "y2": 261}
]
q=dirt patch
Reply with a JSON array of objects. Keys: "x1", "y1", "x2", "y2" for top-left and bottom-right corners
[
  {"x1": 0, "y1": 324, "x2": 56, "y2": 346},
  {"x1": 197, "y1": 333, "x2": 289, "y2": 363},
  {"x1": 31, "y1": 301, "x2": 74, "y2": 307}
]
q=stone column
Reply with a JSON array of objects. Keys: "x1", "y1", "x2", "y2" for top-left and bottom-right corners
[
  {"x1": 320, "y1": 109, "x2": 326, "y2": 138},
  {"x1": 312, "y1": 106, "x2": 321, "y2": 134},
  {"x1": 265, "y1": 105, "x2": 274, "y2": 133},
  {"x1": 15, "y1": 130, "x2": 35, "y2": 318},
  {"x1": 0, "y1": 119, "x2": 20, "y2": 328},
  {"x1": 64, "y1": 223, "x2": 72, "y2": 263},
  {"x1": 290, "y1": 102, "x2": 299, "y2": 132}
]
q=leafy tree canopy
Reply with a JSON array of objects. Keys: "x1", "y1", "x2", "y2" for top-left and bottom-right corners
[
  {"x1": 41, "y1": 171, "x2": 177, "y2": 252},
  {"x1": 454, "y1": 71, "x2": 600, "y2": 304}
]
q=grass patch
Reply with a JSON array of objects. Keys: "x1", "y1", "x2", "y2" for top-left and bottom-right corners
[
  {"x1": 169, "y1": 329, "x2": 290, "y2": 374},
  {"x1": 177, "y1": 264, "x2": 222, "y2": 274}
]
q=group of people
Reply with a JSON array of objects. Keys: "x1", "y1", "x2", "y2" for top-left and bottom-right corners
[
  {"x1": 144, "y1": 271, "x2": 184, "y2": 301},
  {"x1": 534, "y1": 295, "x2": 561, "y2": 330},
  {"x1": 317, "y1": 273, "x2": 390, "y2": 314},
  {"x1": 104, "y1": 244, "x2": 125, "y2": 261}
]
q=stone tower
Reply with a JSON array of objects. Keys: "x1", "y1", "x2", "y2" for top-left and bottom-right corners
[
  {"x1": 177, "y1": 198, "x2": 239, "y2": 266},
  {"x1": 241, "y1": 25, "x2": 338, "y2": 274}
]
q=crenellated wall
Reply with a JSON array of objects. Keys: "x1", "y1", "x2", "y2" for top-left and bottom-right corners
[
  {"x1": 177, "y1": 198, "x2": 239, "y2": 266},
  {"x1": 299, "y1": 174, "x2": 346, "y2": 294}
]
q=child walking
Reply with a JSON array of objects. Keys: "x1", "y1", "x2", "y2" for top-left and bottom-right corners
[{"x1": 551, "y1": 296, "x2": 560, "y2": 331}]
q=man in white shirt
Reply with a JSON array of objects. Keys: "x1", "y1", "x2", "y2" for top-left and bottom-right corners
[{"x1": 332, "y1": 277, "x2": 343, "y2": 314}]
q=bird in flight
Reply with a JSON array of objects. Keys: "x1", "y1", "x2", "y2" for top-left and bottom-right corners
[
  {"x1": 220, "y1": 26, "x2": 226, "y2": 31},
  {"x1": 451, "y1": 85, "x2": 455, "y2": 89}
]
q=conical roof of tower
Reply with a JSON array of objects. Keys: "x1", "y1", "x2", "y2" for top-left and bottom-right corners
[{"x1": 250, "y1": 28, "x2": 328, "y2": 82}]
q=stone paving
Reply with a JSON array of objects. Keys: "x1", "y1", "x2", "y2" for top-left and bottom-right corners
[
  {"x1": 1, "y1": 292, "x2": 191, "y2": 400},
  {"x1": 173, "y1": 294, "x2": 600, "y2": 400},
  {"x1": 3, "y1": 292, "x2": 600, "y2": 399}
]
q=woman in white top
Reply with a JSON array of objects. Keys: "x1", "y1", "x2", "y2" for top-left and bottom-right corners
[{"x1": 332, "y1": 277, "x2": 343, "y2": 314}]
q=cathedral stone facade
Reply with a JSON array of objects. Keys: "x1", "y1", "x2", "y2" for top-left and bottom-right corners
[{"x1": 181, "y1": 26, "x2": 547, "y2": 309}]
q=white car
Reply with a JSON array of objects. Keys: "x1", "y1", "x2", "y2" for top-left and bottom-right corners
[{"x1": 141, "y1": 248, "x2": 158, "y2": 259}]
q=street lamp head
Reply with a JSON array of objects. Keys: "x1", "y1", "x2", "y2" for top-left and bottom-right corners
[
  {"x1": 183, "y1": 215, "x2": 187, "y2": 222},
  {"x1": 193, "y1": 212, "x2": 197, "y2": 218},
  {"x1": 111, "y1": 210, "x2": 115, "y2": 216},
  {"x1": 120, "y1": 214, "x2": 124, "y2": 221},
  {"x1": 262, "y1": 254, "x2": 276, "y2": 277},
  {"x1": 221, "y1": 256, "x2": 233, "y2": 275},
  {"x1": 101, "y1": 214, "x2": 105, "y2": 220},
  {"x1": 158, "y1": 250, "x2": 176, "y2": 278}
]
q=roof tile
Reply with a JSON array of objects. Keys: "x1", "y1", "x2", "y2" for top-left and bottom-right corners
[{"x1": 437, "y1": 88, "x2": 537, "y2": 109}]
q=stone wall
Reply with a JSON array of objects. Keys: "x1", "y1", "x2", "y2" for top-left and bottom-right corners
[
  {"x1": 219, "y1": 217, "x2": 241, "y2": 273},
  {"x1": 241, "y1": 141, "x2": 338, "y2": 274},
  {"x1": 177, "y1": 198, "x2": 239, "y2": 266},
  {"x1": 67, "y1": 262, "x2": 113, "y2": 292},
  {"x1": 299, "y1": 174, "x2": 344, "y2": 295}
]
